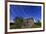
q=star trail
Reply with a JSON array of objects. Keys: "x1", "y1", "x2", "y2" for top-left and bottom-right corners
[{"x1": 10, "y1": 5, "x2": 41, "y2": 22}]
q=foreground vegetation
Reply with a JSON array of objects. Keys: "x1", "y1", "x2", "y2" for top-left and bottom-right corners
[
  {"x1": 10, "y1": 16, "x2": 41, "y2": 29},
  {"x1": 10, "y1": 23, "x2": 41, "y2": 29}
]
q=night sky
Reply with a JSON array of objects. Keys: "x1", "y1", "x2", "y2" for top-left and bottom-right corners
[{"x1": 10, "y1": 5, "x2": 41, "y2": 22}]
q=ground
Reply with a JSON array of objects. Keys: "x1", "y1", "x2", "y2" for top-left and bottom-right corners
[{"x1": 10, "y1": 23, "x2": 41, "y2": 29}]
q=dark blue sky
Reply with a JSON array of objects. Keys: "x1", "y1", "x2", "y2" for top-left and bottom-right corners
[{"x1": 10, "y1": 5, "x2": 41, "y2": 22}]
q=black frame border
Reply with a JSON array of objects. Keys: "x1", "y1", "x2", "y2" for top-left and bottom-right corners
[{"x1": 5, "y1": 0, "x2": 45, "y2": 34}]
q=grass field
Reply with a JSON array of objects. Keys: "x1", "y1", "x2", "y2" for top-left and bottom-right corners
[
  {"x1": 31, "y1": 23, "x2": 41, "y2": 28},
  {"x1": 10, "y1": 23, "x2": 41, "y2": 29}
]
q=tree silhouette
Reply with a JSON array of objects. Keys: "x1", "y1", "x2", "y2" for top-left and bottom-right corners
[
  {"x1": 37, "y1": 20, "x2": 41, "y2": 23},
  {"x1": 14, "y1": 16, "x2": 23, "y2": 28}
]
